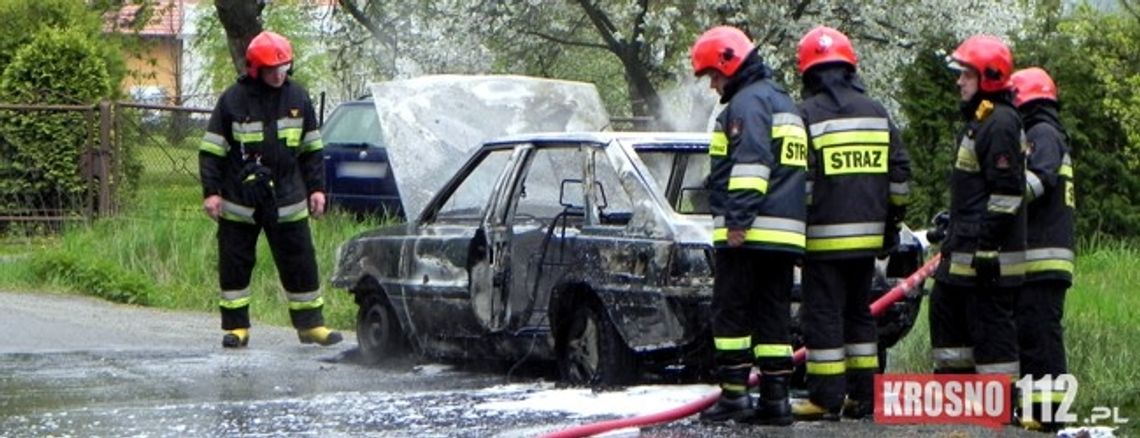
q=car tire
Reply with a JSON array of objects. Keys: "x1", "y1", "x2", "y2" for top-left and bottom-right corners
[
  {"x1": 557, "y1": 304, "x2": 637, "y2": 387},
  {"x1": 356, "y1": 293, "x2": 409, "y2": 365}
]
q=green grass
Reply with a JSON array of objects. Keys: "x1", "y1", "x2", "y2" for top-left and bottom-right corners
[
  {"x1": 0, "y1": 171, "x2": 390, "y2": 331},
  {"x1": 888, "y1": 243, "x2": 1140, "y2": 434}
]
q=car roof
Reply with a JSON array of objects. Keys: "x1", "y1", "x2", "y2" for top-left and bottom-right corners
[{"x1": 481, "y1": 131, "x2": 710, "y2": 151}]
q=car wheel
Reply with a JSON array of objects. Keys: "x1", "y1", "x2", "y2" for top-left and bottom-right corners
[
  {"x1": 356, "y1": 293, "x2": 408, "y2": 365},
  {"x1": 558, "y1": 304, "x2": 637, "y2": 387}
]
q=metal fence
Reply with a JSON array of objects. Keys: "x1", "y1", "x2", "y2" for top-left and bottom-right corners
[{"x1": 0, "y1": 95, "x2": 661, "y2": 236}]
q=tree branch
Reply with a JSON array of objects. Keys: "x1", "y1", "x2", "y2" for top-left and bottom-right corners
[
  {"x1": 336, "y1": 0, "x2": 395, "y2": 49},
  {"x1": 520, "y1": 30, "x2": 608, "y2": 50}
]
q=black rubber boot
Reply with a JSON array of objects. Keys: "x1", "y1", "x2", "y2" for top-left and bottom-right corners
[
  {"x1": 699, "y1": 393, "x2": 753, "y2": 423},
  {"x1": 842, "y1": 398, "x2": 873, "y2": 420},
  {"x1": 749, "y1": 374, "x2": 793, "y2": 426}
]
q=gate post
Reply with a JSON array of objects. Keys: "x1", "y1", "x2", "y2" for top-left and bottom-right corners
[{"x1": 97, "y1": 100, "x2": 113, "y2": 215}]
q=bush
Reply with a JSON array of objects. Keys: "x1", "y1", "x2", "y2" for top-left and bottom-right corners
[{"x1": 0, "y1": 28, "x2": 114, "y2": 214}]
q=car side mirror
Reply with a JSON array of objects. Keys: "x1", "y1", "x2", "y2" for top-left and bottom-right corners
[{"x1": 559, "y1": 179, "x2": 608, "y2": 212}]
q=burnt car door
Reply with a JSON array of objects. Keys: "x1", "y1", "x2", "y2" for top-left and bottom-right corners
[
  {"x1": 499, "y1": 145, "x2": 591, "y2": 332},
  {"x1": 406, "y1": 146, "x2": 524, "y2": 344}
]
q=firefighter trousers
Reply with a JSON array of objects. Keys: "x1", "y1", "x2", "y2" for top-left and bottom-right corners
[
  {"x1": 711, "y1": 248, "x2": 795, "y2": 396},
  {"x1": 929, "y1": 281, "x2": 1019, "y2": 375},
  {"x1": 1017, "y1": 280, "x2": 1068, "y2": 423},
  {"x1": 802, "y1": 257, "x2": 877, "y2": 410},
  {"x1": 217, "y1": 217, "x2": 325, "y2": 331}
]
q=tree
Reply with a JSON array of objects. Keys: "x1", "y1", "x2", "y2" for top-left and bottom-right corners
[{"x1": 213, "y1": 0, "x2": 266, "y2": 77}]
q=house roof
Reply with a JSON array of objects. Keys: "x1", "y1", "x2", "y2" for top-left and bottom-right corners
[{"x1": 104, "y1": 0, "x2": 187, "y2": 37}]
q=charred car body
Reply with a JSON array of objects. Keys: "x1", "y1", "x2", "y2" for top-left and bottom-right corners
[{"x1": 331, "y1": 131, "x2": 927, "y2": 385}]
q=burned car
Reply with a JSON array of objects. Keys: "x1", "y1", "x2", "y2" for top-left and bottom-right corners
[{"x1": 331, "y1": 131, "x2": 927, "y2": 385}]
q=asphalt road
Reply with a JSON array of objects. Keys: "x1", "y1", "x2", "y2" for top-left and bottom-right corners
[{"x1": 0, "y1": 291, "x2": 1049, "y2": 437}]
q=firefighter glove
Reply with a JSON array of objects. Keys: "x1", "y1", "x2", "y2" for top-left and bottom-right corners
[
  {"x1": 972, "y1": 250, "x2": 1000, "y2": 286},
  {"x1": 878, "y1": 223, "x2": 900, "y2": 260}
]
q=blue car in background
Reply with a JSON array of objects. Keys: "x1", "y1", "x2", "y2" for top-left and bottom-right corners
[{"x1": 321, "y1": 98, "x2": 404, "y2": 218}]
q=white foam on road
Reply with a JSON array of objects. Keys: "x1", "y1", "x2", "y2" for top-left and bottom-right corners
[{"x1": 475, "y1": 383, "x2": 717, "y2": 418}]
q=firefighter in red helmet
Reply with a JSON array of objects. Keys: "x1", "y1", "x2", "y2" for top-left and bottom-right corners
[
  {"x1": 690, "y1": 25, "x2": 807, "y2": 425},
  {"x1": 930, "y1": 35, "x2": 1026, "y2": 383},
  {"x1": 199, "y1": 31, "x2": 342, "y2": 348},
  {"x1": 1010, "y1": 66, "x2": 1074, "y2": 431},
  {"x1": 790, "y1": 26, "x2": 911, "y2": 421}
]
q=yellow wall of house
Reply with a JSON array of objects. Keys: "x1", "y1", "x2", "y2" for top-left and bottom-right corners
[{"x1": 121, "y1": 39, "x2": 181, "y2": 103}]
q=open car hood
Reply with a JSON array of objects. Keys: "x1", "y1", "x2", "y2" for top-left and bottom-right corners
[{"x1": 369, "y1": 75, "x2": 611, "y2": 220}]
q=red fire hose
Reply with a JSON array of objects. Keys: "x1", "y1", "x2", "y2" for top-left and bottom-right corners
[{"x1": 539, "y1": 254, "x2": 942, "y2": 438}]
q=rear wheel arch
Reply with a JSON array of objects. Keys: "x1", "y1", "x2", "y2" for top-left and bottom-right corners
[{"x1": 551, "y1": 283, "x2": 638, "y2": 387}]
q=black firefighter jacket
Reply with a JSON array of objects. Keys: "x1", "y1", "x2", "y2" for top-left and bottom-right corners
[
  {"x1": 199, "y1": 77, "x2": 325, "y2": 225},
  {"x1": 798, "y1": 66, "x2": 911, "y2": 259},
  {"x1": 708, "y1": 50, "x2": 808, "y2": 254},
  {"x1": 935, "y1": 93, "x2": 1028, "y2": 287},
  {"x1": 1021, "y1": 102, "x2": 1075, "y2": 285}
]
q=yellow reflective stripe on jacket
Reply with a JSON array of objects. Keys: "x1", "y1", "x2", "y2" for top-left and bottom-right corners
[
  {"x1": 232, "y1": 121, "x2": 264, "y2": 143},
  {"x1": 277, "y1": 117, "x2": 304, "y2": 147},
  {"x1": 773, "y1": 112, "x2": 808, "y2": 167},
  {"x1": 808, "y1": 117, "x2": 890, "y2": 138},
  {"x1": 713, "y1": 216, "x2": 806, "y2": 248},
  {"x1": 301, "y1": 130, "x2": 324, "y2": 153},
  {"x1": 890, "y1": 182, "x2": 910, "y2": 206},
  {"x1": 955, "y1": 137, "x2": 980, "y2": 172},
  {"x1": 948, "y1": 251, "x2": 1028, "y2": 277},
  {"x1": 220, "y1": 200, "x2": 256, "y2": 224},
  {"x1": 822, "y1": 145, "x2": 889, "y2": 175},
  {"x1": 753, "y1": 343, "x2": 793, "y2": 358},
  {"x1": 806, "y1": 222, "x2": 885, "y2": 252},
  {"x1": 1025, "y1": 247, "x2": 1075, "y2": 274},
  {"x1": 727, "y1": 163, "x2": 771, "y2": 193},
  {"x1": 1060, "y1": 153, "x2": 1073, "y2": 178},
  {"x1": 813, "y1": 131, "x2": 890, "y2": 149},
  {"x1": 278, "y1": 200, "x2": 309, "y2": 223},
  {"x1": 987, "y1": 194, "x2": 1023, "y2": 214},
  {"x1": 200, "y1": 132, "x2": 229, "y2": 157},
  {"x1": 710, "y1": 132, "x2": 728, "y2": 157},
  {"x1": 714, "y1": 336, "x2": 751, "y2": 351}
]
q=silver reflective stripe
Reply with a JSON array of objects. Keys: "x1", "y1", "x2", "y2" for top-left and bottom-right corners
[
  {"x1": 278, "y1": 117, "x2": 303, "y2": 129},
  {"x1": 1062, "y1": 153, "x2": 1072, "y2": 166},
  {"x1": 277, "y1": 200, "x2": 307, "y2": 218},
  {"x1": 234, "y1": 121, "x2": 264, "y2": 133},
  {"x1": 845, "y1": 342, "x2": 877, "y2": 356},
  {"x1": 988, "y1": 194, "x2": 1023, "y2": 214},
  {"x1": 220, "y1": 288, "x2": 251, "y2": 301},
  {"x1": 1026, "y1": 171, "x2": 1045, "y2": 199},
  {"x1": 773, "y1": 112, "x2": 805, "y2": 127},
  {"x1": 889, "y1": 182, "x2": 909, "y2": 195},
  {"x1": 932, "y1": 347, "x2": 975, "y2": 368},
  {"x1": 809, "y1": 117, "x2": 890, "y2": 137},
  {"x1": 808, "y1": 348, "x2": 845, "y2": 362},
  {"x1": 754, "y1": 216, "x2": 805, "y2": 233},
  {"x1": 950, "y1": 251, "x2": 1027, "y2": 265},
  {"x1": 203, "y1": 132, "x2": 228, "y2": 147},
  {"x1": 222, "y1": 200, "x2": 255, "y2": 219},
  {"x1": 976, "y1": 361, "x2": 1019, "y2": 375},
  {"x1": 302, "y1": 130, "x2": 322, "y2": 143},
  {"x1": 287, "y1": 290, "x2": 322, "y2": 302},
  {"x1": 1026, "y1": 247, "x2": 1074, "y2": 262},
  {"x1": 807, "y1": 222, "x2": 884, "y2": 238},
  {"x1": 730, "y1": 163, "x2": 771, "y2": 179},
  {"x1": 714, "y1": 216, "x2": 806, "y2": 233}
]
